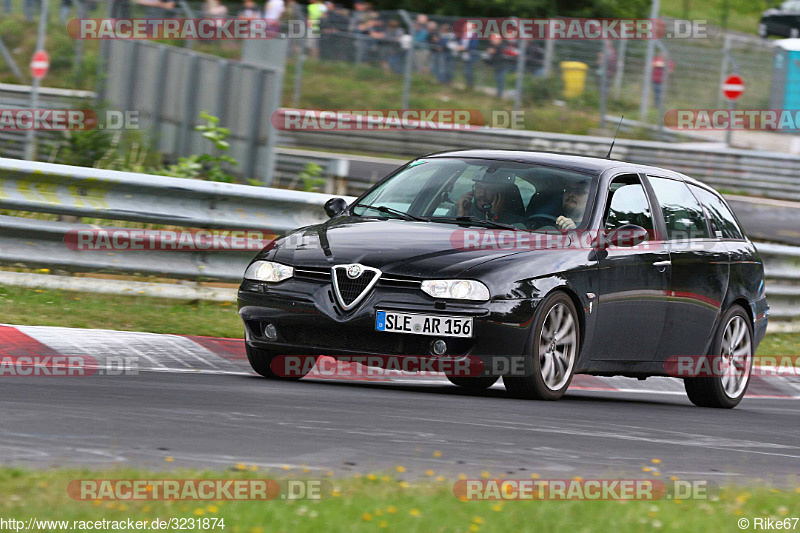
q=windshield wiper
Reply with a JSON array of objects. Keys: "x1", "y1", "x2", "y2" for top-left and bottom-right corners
[
  {"x1": 431, "y1": 215, "x2": 517, "y2": 230},
  {"x1": 356, "y1": 204, "x2": 429, "y2": 222}
]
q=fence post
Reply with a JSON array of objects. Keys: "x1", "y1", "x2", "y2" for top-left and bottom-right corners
[
  {"x1": 72, "y1": 0, "x2": 87, "y2": 74},
  {"x1": 246, "y1": 68, "x2": 266, "y2": 181},
  {"x1": 639, "y1": 0, "x2": 661, "y2": 121},
  {"x1": 292, "y1": 34, "x2": 306, "y2": 108},
  {"x1": 542, "y1": 38, "x2": 554, "y2": 77},
  {"x1": 599, "y1": 41, "x2": 609, "y2": 129},
  {"x1": 656, "y1": 41, "x2": 669, "y2": 142},
  {"x1": 180, "y1": 54, "x2": 200, "y2": 157},
  {"x1": 613, "y1": 39, "x2": 626, "y2": 98},
  {"x1": 514, "y1": 18, "x2": 527, "y2": 114},
  {"x1": 716, "y1": 34, "x2": 731, "y2": 109},
  {"x1": 24, "y1": 0, "x2": 49, "y2": 161}
]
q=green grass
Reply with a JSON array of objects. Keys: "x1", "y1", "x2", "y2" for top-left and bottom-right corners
[
  {"x1": 0, "y1": 467, "x2": 798, "y2": 532},
  {"x1": 0, "y1": 282, "x2": 243, "y2": 338}
]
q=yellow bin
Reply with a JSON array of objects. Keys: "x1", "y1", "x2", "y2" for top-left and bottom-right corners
[{"x1": 560, "y1": 61, "x2": 588, "y2": 98}]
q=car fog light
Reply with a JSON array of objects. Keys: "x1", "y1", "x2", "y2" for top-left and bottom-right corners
[
  {"x1": 264, "y1": 323, "x2": 278, "y2": 340},
  {"x1": 431, "y1": 339, "x2": 447, "y2": 355}
]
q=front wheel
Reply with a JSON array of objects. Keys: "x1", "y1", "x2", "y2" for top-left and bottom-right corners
[
  {"x1": 504, "y1": 292, "x2": 580, "y2": 400},
  {"x1": 684, "y1": 305, "x2": 753, "y2": 408}
]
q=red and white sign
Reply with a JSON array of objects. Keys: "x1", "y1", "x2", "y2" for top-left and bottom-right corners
[
  {"x1": 30, "y1": 50, "x2": 49, "y2": 80},
  {"x1": 722, "y1": 74, "x2": 744, "y2": 101}
]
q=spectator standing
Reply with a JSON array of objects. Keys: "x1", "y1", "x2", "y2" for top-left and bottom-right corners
[
  {"x1": 651, "y1": 52, "x2": 674, "y2": 109},
  {"x1": 434, "y1": 23, "x2": 456, "y2": 84},
  {"x1": 456, "y1": 21, "x2": 480, "y2": 89},
  {"x1": 412, "y1": 14, "x2": 430, "y2": 74},
  {"x1": 264, "y1": 0, "x2": 285, "y2": 23},
  {"x1": 485, "y1": 34, "x2": 517, "y2": 98},
  {"x1": 384, "y1": 19, "x2": 406, "y2": 74},
  {"x1": 238, "y1": 0, "x2": 260, "y2": 18},
  {"x1": 307, "y1": 0, "x2": 328, "y2": 58},
  {"x1": 136, "y1": 0, "x2": 176, "y2": 19}
]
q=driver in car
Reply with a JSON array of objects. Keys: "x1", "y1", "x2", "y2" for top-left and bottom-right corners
[
  {"x1": 453, "y1": 172, "x2": 525, "y2": 226},
  {"x1": 555, "y1": 180, "x2": 590, "y2": 230}
]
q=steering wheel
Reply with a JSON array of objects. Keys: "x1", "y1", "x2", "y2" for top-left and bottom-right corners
[{"x1": 527, "y1": 213, "x2": 559, "y2": 230}]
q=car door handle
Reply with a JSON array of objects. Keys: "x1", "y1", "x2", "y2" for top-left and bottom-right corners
[{"x1": 653, "y1": 260, "x2": 671, "y2": 271}]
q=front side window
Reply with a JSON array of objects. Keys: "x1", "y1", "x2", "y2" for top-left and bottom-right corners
[
  {"x1": 604, "y1": 175, "x2": 654, "y2": 233},
  {"x1": 648, "y1": 176, "x2": 710, "y2": 240},
  {"x1": 688, "y1": 185, "x2": 745, "y2": 240}
]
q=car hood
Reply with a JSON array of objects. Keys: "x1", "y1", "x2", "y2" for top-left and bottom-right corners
[{"x1": 266, "y1": 217, "x2": 526, "y2": 278}]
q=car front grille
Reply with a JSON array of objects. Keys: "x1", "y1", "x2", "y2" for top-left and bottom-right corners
[{"x1": 333, "y1": 269, "x2": 377, "y2": 307}]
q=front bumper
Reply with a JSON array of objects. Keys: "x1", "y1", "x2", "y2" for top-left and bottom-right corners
[{"x1": 237, "y1": 276, "x2": 541, "y2": 368}]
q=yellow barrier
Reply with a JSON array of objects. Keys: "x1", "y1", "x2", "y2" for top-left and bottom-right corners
[{"x1": 560, "y1": 61, "x2": 588, "y2": 99}]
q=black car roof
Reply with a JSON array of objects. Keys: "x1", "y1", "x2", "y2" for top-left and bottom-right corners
[{"x1": 424, "y1": 149, "x2": 706, "y2": 187}]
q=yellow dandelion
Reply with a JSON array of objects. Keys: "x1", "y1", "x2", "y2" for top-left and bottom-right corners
[
  {"x1": 378, "y1": 521, "x2": 388, "y2": 528},
  {"x1": 652, "y1": 459, "x2": 661, "y2": 464},
  {"x1": 361, "y1": 513, "x2": 373, "y2": 522},
  {"x1": 458, "y1": 474, "x2": 467, "y2": 480},
  {"x1": 670, "y1": 476, "x2": 679, "y2": 481},
  {"x1": 93, "y1": 500, "x2": 102, "y2": 507},
  {"x1": 207, "y1": 505, "x2": 219, "y2": 513},
  {"x1": 326, "y1": 471, "x2": 334, "y2": 477},
  {"x1": 194, "y1": 509, "x2": 205, "y2": 516},
  {"x1": 250, "y1": 528, "x2": 263, "y2": 533},
  {"x1": 572, "y1": 476, "x2": 583, "y2": 482},
  {"x1": 399, "y1": 481, "x2": 409, "y2": 488},
  {"x1": 480, "y1": 471, "x2": 491, "y2": 479},
  {"x1": 332, "y1": 490, "x2": 341, "y2": 497},
  {"x1": 433, "y1": 450, "x2": 442, "y2": 458},
  {"x1": 143, "y1": 505, "x2": 151, "y2": 512},
  {"x1": 249, "y1": 465, "x2": 258, "y2": 472},
  {"x1": 469, "y1": 526, "x2": 480, "y2": 532},
  {"x1": 436, "y1": 476, "x2": 446, "y2": 482},
  {"x1": 368, "y1": 474, "x2": 377, "y2": 481},
  {"x1": 425, "y1": 469, "x2": 435, "y2": 476},
  {"x1": 473, "y1": 517, "x2": 485, "y2": 524},
  {"x1": 653, "y1": 472, "x2": 661, "y2": 476},
  {"x1": 381, "y1": 475, "x2": 390, "y2": 482},
  {"x1": 491, "y1": 503, "x2": 504, "y2": 512},
  {"x1": 106, "y1": 502, "x2": 117, "y2": 510},
  {"x1": 375, "y1": 510, "x2": 383, "y2": 517},
  {"x1": 118, "y1": 504, "x2": 127, "y2": 511},
  {"x1": 409, "y1": 509, "x2": 421, "y2": 517},
  {"x1": 165, "y1": 456, "x2": 174, "y2": 462},
  {"x1": 387, "y1": 505, "x2": 397, "y2": 514},
  {"x1": 235, "y1": 463, "x2": 247, "y2": 471},
  {"x1": 673, "y1": 500, "x2": 683, "y2": 504},
  {"x1": 531, "y1": 473, "x2": 540, "y2": 480},
  {"x1": 642, "y1": 467, "x2": 651, "y2": 472},
  {"x1": 282, "y1": 465, "x2": 291, "y2": 471},
  {"x1": 395, "y1": 466, "x2": 406, "y2": 473}
]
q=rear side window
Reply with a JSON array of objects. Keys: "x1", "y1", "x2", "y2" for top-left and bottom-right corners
[
  {"x1": 648, "y1": 176, "x2": 710, "y2": 240},
  {"x1": 604, "y1": 175, "x2": 654, "y2": 232},
  {"x1": 688, "y1": 185, "x2": 745, "y2": 240}
]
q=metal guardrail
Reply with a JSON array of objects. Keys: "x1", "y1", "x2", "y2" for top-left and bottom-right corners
[{"x1": 0, "y1": 158, "x2": 798, "y2": 323}]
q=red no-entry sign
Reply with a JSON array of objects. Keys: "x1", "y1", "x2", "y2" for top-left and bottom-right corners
[
  {"x1": 722, "y1": 74, "x2": 745, "y2": 101},
  {"x1": 30, "y1": 50, "x2": 49, "y2": 80}
]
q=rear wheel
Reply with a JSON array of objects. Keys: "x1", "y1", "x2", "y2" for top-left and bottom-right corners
[
  {"x1": 504, "y1": 292, "x2": 580, "y2": 401},
  {"x1": 684, "y1": 305, "x2": 753, "y2": 408},
  {"x1": 246, "y1": 345, "x2": 315, "y2": 380},
  {"x1": 446, "y1": 375, "x2": 499, "y2": 391}
]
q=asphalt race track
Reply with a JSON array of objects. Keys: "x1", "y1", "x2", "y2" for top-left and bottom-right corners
[{"x1": 1, "y1": 325, "x2": 799, "y2": 487}]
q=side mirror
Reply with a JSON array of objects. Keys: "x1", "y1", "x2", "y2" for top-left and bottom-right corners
[
  {"x1": 324, "y1": 197, "x2": 348, "y2": 218},
  {"x1": 605, "y1": 224, "x2": 649, "y2": 247}
]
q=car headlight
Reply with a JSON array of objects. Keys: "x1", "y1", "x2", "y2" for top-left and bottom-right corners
[
  {"x1": 421, "y1": 280, "x2": 490, "y2": 301},
  {"x1": 244, "y1": 261, "x2": 293, "y2": 283}
]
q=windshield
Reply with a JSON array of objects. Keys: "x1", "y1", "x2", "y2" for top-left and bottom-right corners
[{"x1": 352, "y1": 158, "x2": 596, "y2": 231}]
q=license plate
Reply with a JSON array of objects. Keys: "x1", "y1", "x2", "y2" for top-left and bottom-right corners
[{"x1": 375, "y1": 311, "x2": 473, "y2": 338}]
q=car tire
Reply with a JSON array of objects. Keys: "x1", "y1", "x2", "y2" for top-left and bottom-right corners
[
  {"x1": 504, "y1": 292, "x2": 580, "y2": 401},
  {"x1": 792, "y1": 27, "x2": 800, "y2": 38},
  {"x1": 684, "y1": 305, "x2": 753, "y2": 409},
  {"x1": 246, "y1": 345, "x2": 314, "y2": 380},
  {"x1": 446, "y1": 375, "x2": 499, "y2": 391}
]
